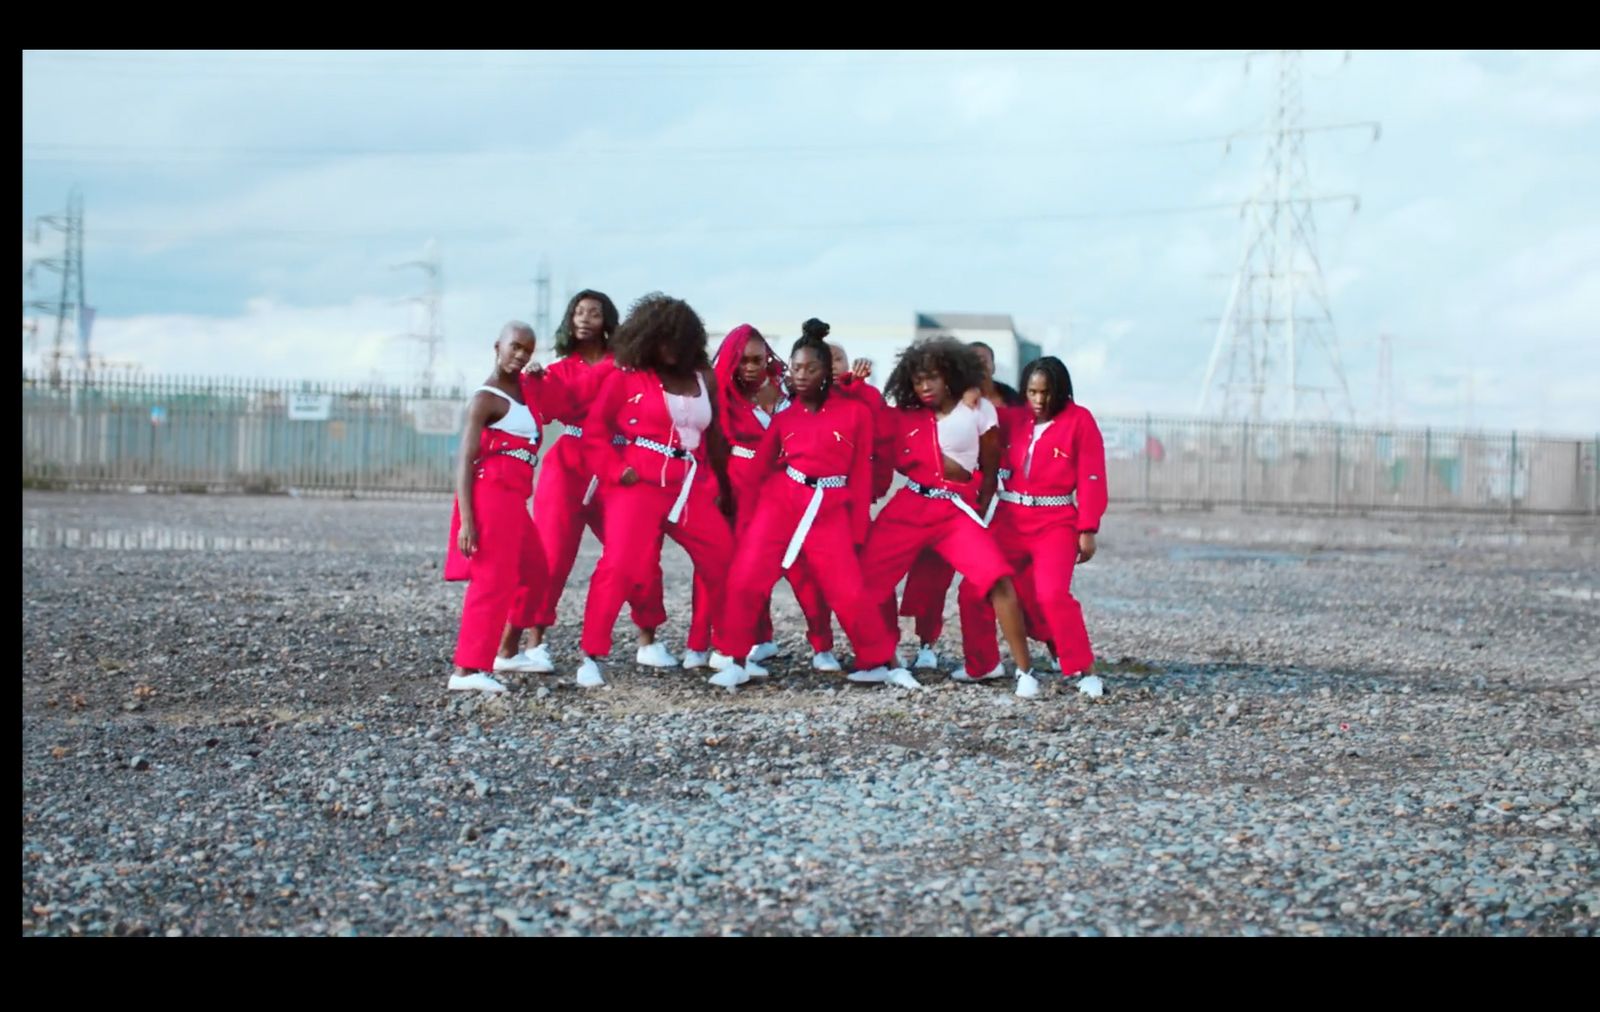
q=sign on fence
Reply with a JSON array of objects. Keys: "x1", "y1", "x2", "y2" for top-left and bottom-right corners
[
  {"x1": 287, "y1": 392, "x2": 333, "y2": 421},
  {"x1": 407, "y1": 399, "x2": 463, "y2": 435}
]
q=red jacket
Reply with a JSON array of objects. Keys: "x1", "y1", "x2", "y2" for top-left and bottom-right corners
[
  {"x1": 835, "y1": 375, "x2": 896, "y2": 500},
  {"x1": 742, "y1": 394, "x2": 875, "y2": 546},
  {"x1": 885, "y1": 404, "x2": 983, "y2": 502},
  {"x1": 581, "y1": 367, "x2": 716, "y2": 489},
  {"x1": 529, "y1": 353, "x2": 614, "y2": 475},
  {"x1": 1001, "y1": 402, "x2": 1107, "y2": 532}
]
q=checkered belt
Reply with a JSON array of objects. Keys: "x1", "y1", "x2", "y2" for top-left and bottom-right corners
[
  {"x1": 781, "y1": 467, "x2": 848, "y2": 569},
  {"x1": 998, "y1": 489, "x2": 1077, "y2": 508},
  {"x1": 730, "y1": 445, "x2": 757, "y2": 459},
  {"x1": 633, "y1": 437, "x2": 698, "y2": 523},
  {"x1": 561, "y1": 423, "x2": 624, "y2": 446},
  {"x1": 490, "y1": 447, "x2": 537, "y2": 466},
  {"x1": 905, "y1": 478, "x2": 989, "y2": 528}
]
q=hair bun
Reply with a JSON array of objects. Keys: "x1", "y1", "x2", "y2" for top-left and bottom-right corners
[{"x1": 801, "y1": 317, "x2": 831, "y2": 340}]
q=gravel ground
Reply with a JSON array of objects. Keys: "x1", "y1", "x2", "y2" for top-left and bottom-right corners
[{"x1": 21, "y1": 491, "x2": 1600, "y2": 936}]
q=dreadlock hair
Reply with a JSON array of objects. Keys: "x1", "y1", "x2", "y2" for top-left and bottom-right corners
[
  {"x1": 611, "y1": 292, "x2": 710, "y2": 375},
  {"x1": 1020, "y1": 355, "x2": 1075, "y2": 420},
  {"x1": 883, "y1": 335, "x2": 986, "y2": 410},
  {"x1": 791, "y1": 318, "x2": 835, "y2": 400},
  {"x1": 553, "y1": 289, "x2": 620, "y2": 357}
]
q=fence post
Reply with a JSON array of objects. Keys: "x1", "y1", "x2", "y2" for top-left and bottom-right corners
[
  {"x1": 1422, "y1": 427, "x2": 1431, "y2": 510},
  {"x1": 1332, "y1": 424, "x2": 1342, "y2": 515},
  {"x1": 1142, "y1": 412, "x2": 1152, "y2": 504},
  {"x1": 1593, "y1": 434, "x2": 1598, "y2": 517},
  {"x1": 1239, "y1": 420, "x2": 1250, "y2": 508},
  {"x1": 1508, "y1": 430, "x2": 1518, "y2": 523}
]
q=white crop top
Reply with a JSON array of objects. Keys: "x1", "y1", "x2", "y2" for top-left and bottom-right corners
[
  {"x1": 665, "y1": 373, "x2": 712, "y2": 451},
  {"x1": 936, "y1": 399, "x2": 998, "y2": 472},
  {"x1": 477, "y1": 386, "x2": 539, "y2": 439}
]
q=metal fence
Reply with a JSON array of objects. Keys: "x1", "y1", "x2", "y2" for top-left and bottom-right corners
[
  {"x1": 22, "y1": 371, "x2": 473, "y2": 493},
  {"x1": 1100, "y1": 415, "x2": 1599, "y2": 518},
  {"x1": 21, "y1": 372, "x2": 1600, "y2": 517}
]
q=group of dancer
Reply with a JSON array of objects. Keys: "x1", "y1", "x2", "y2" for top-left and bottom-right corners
[{"x1": 444, "y1": 290, "x2": 1106, "y2": 700}]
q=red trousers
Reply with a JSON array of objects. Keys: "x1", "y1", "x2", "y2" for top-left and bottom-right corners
[
  {"x1": 689, "y1": 558, "x2": 833, "y2": 652},
  {"x1": 860, "y1": 490, "x2": 1014, "y2": 611},
  {"x1": 721, "y1": 487, "x2": 896, "y2": 667},
  {"x1": 452, "y1": 475, "x2": 548, "y2": 671},
  {"x1": 958, "y1": 511, "x2": 1094, "y2": 676},
  {"x1": 581, "y1": 479, "x2": 735, "y2": 657},
  {"x1": 532, "y1": 450, "x2": 666, "y2": 630},
  {"x1": 899, "y1": 550, "x2": 956, "y2": 643}
]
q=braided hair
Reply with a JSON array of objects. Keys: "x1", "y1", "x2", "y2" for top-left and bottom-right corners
[{"x1": 1020, "y1": 355, "x2": 1075, "y2": 420}]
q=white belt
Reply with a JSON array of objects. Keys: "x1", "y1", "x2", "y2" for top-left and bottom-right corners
[
  {"x1": 730, "y1": 445, "x2": 757, "y2": 460},
  {"x1": 904, "y1": 478, "x2": 989, "y2": 529},
  {"x1": 781, "y1": 466, "x2": 848, "y2": 569},
  {"x1": 634, "y1": 437, "x2": 697, "y2": 524},
  {"x1": 998, "y1": 489, "x2": 1077, "y2": 508},
  {"x1": 983, "y1": 470, "x2": 1011, "y2": 526}
]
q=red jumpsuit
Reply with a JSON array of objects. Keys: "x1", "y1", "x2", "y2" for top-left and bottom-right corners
[
  {"x1": 529, "y1": 353, "x2": 667, "y2": 632},
  {"x1": 445, "y1": 381, "x2": 557, "y2": 671},
  {"x1": 956, "y1": 402, "x2": 1108, "y2": 677},
  {"x1": 789, "y1": 375, "x2": 900, "y2": 647},
  {"x1": 687, "y1": 326, "x2": 832, "y2": 655},
  {"x1": 858, "y1": 406, "x2": 1015, "y2": 612},
  {"x1": 578, "y1": 367, "x2": 738, "y2": 659},
  {"x1": 721, "y1": 393, "x2": 897, "y2": 667}
]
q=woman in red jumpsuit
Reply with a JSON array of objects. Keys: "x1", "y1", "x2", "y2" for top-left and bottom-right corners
[
  {"x1": 715, "y1": 326, "x2": 906, "y2": 687},
  {"x1": 854, "y1": 337, "x2": 1037, "y2": 691},
  {"x1": 444, "y1": 322, "x2": 559, "y2": 694},
  {"x1": 574, "y1": 293, "x2": 740, "y2": 688},
  {"x1": 510, "y1": 290, "x2": 673, "y2": 674},
  {"x1": 957, "y1": 356, "x2": 1107, "y2": 698}
]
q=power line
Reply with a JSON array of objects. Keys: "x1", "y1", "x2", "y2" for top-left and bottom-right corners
[{"x1": 31, "y1": 193, "x2": 1361, "y2": 246}]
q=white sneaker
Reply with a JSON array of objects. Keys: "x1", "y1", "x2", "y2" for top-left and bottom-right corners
[
  {"x1": 708, "y1": 664, "x2": 750, "y2": 689},
  {"x1": 525, "y1": 643, "x2": 555, "y2": 673},
  {"x1": 1015, "y1": 670, "x2": 1040, "y2": 699},
  {"x1": 575, "y1": 657, "x2": 606, "y2": 688},
  {"x1": 1077, "y1": 674, "x2": 1105, "y2": 698},
  {"x1": 707, "y1": 651, "x2": 736, "y2": 671},
  {"x1": 1051, "y1": 656, "x2": 1062, "y2": 673},
  {"x1": 950, "y1": 662, "x2": 1006, "y2": 683},
  {"x1": 448, "y1": 672, "x2": 508, "y2": 694},
  {"x1": 847, "y1": 666, "x2": 890, "y2": 684},
  {"x1": 812, "y1": 651, "x2": 843, "y2": 672},
  {"x1": 913, "y1": 646, "x2": 939, "y2": 670},
  {"x1": 681, "y1": 649, "x2": 712, "y2": 670},
  {"x1": 886, "y1": 668, "x2": 926, "y2": 691},
  {"x1": 743, "y1": 659, "x2": 770, "y2": 679},
  {"x1": 635, "y1": 642, "x2": 679, "y2": 668},
  {"x1": 493, "y1": 650, "x2": 545, "y2": 673},
  {"x1": 748, "y1": 641, "x2": 780, "y2": 663}
]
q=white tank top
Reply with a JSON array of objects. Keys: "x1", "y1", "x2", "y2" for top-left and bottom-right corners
[
  {"x1": 476, "y1": 386, "x2": 539, "y2": 439},
  {"x1": 936, "y1": 399, "x2": 998, "y2": 472},
  {"x1": 664, "y1": 373, "x2": 712, "y2": 451}
]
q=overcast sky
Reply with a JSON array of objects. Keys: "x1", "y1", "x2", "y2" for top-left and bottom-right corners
[{"x1": 21, "y1": 50, "x2": 1600, "y2": 434}]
